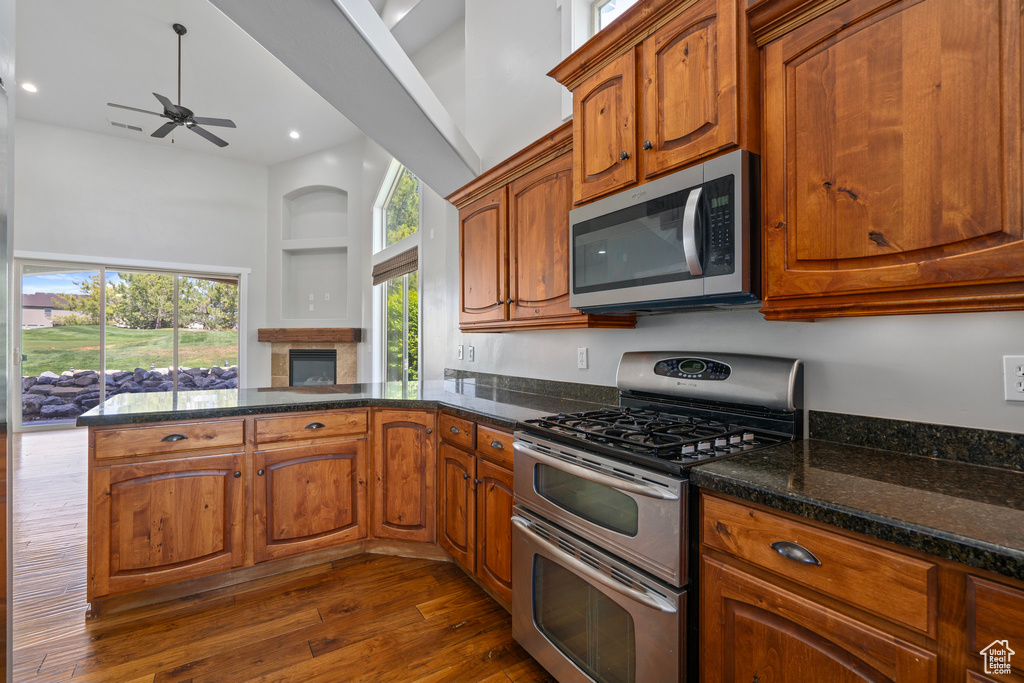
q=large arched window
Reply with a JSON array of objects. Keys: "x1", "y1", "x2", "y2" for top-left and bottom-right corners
[{"x1": 371, "y1": 160, "x2": 420, "y2": 395}]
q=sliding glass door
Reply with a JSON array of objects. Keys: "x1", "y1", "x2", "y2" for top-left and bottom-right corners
[{"x1": 16, "y1": 261, "x2": 240, "y2": 430}]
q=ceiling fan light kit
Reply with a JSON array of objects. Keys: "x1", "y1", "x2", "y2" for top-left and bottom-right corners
[{"x1": 107, "y1": 22, "x2": 236, "y2": 148}]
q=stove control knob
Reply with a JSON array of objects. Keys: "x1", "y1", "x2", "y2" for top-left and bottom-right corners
[
  {"x1": 729, "y1": 434, "x2": 742, "y2": 445},
  {"x1": 742, "y1": 432, "x2": 756, "y2": 442},
  {"x1": 697, "y1": 440, "x2": 712, "y2": 451}
]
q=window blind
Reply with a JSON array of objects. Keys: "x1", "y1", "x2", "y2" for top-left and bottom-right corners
[{"x1": 371, "y1": 246, "x2": 418, "y2": 286}]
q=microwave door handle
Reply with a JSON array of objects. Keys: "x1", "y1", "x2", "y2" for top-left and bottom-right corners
[
  {"x1": 682, "y1": 186, "x2": 703, "y2": 277},
  {"x1": 512, "y1": 515, "x2": 678, "y2": 614},
  {"x1": 513, "y1": 442, "x2": 679, "y2": 500}
]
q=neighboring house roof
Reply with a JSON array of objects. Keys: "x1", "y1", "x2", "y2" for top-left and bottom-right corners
[{"x1": 22, "y1": 292, "x2": 81, "y2": 309}]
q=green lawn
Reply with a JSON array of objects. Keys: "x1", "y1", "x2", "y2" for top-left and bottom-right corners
[{"x1": 21, "y1": 325, "x2": 238, "y2": 377}]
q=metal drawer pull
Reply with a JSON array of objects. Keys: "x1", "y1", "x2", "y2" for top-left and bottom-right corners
[
  {"x1": 514, "y1": 442, "x2": 679, "y2": 500},
  {"x1": 463, "y1": 473, "x2": 471, "y2": 480},
  {"x1": 257, "y1": 469, "x2": 265, "y2": 476},
  {"x1": 490, "y1": 440, "x2": 503, "y2": 450},
  {"x1": 233, "y1": 471, "x2": 241, "y2": 478},
  {"x1": 305, "y1": 422, "x2": 325, "y2": 430},
  {"x1": 161, "y1": 433, "x2": 188, "y2": 442},
  {"x1": 450, "y1": 426, "x2": 461, "y2": 434},
  {"x1": 512, "y1": 516, "x2": 677, "y2": 614},
  {"x1": 771, "y1": 541, "x2": 822, "y2": 566}
]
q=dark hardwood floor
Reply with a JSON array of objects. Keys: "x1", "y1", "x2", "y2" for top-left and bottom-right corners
[{"x1": 12, "y1": 429, "x2": 553, "y2": 683}]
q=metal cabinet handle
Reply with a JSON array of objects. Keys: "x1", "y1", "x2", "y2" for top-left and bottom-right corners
[
  {"x1": 161, "y1": 433, "x2": 188, "y2": 442},
  {"x1": 305, "y1": 422, "x2": 325, "y2": 430},
  {"x1": 770, "y1": 541, "x2": 822, "y2": 566},
  {"x1": 642, "y1": 140, "x2": 653, "y2": 150},
  {"x1": 619, "y1": 151, "x2": 630, "y2": 161},
  {"x1": 463, "y1": 473, "x2": 471, "y2": 480},
  {"x1": 257, "y1": 469, "x2": 265, "y2": 476},
  {"x1": 474, "y1": 478, "x2": 482, "y2": 485},
  {"x1": 233, "y1": 471, "x2": 241, "y2": 478},
  {"x1": 496, "y1": 300, "x2": 502, "y2": 306},
  {"x1": 514, "y1": 442, "x2": 679, "y2": 500},
  {"x1": 490, "y1": 440, "x2": 504, "y2": 450},
  {"x1": 450, "y1": 426, "x2": 460, "y2": 434},
  {"x1": 506, "y1": 298, "x2": 514, "y2": 304},
  {"x1": 426, "y1": 428, "x2": 433, "y2": 434},
  {"x1": 681, "y1": 186, "x2": 704, "y2": 277},
  {"x1": 512, "y1": 516, "x2": 677, "y2": 613}
]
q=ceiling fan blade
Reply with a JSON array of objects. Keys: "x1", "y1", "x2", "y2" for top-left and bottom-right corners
[
  {"x1": 190, "y1": 124, "x2": 229, "y2": 148},
  {"x1": 151, "y1": 121, "x2": 179, "y2": 139},
  {"x1": 191, "y1": 116, "x2": 236, "y2": 129},
  {"x1": 153, "y1": 93, "x2": 182, "y2": 116},
  {"x1": 108, "y1": 102, "x2": 165, "y2": 117}
]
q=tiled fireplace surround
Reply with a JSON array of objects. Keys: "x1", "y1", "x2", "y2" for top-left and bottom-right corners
[{"x1": 258, "y1": 328, "x2": 361, "y2": 387}]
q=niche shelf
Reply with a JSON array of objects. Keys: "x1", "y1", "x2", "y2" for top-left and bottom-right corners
[
  {"x1": 283, "y1": 185, "x2": 348, "y2": 240},
  {"x1": 282, "y1": 247, "x2": 349, "y2": 320}
]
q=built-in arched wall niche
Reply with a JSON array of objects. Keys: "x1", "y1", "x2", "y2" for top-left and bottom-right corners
[{"x1": 282, "y1": 185, "x2": 348, "y2": 240}]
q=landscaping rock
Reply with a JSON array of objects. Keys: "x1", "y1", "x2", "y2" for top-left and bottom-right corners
[
  {"x1": 35, "y1": 375, "x2": 56, "y2": 385},
  {"x1": 56, "y1": 378, "x2": 74, "y2": 387},
  {"x1": 134, "y1": 368, "x2": 147, "y2": 382},
  {"x1": 22, "y1": 394, "x2": 44, "y2": 416},
  {"x1": 22, "y1": 377, "x2": 36, "y2": 392},
  {"x1": 41, "y1": 396, "x2": 64, "y2": 406},
  {"x1": 74, "y1": 375, "x2": 97, "y2": 387},
  {"x1": 28, "y1": 385, "x2": 54, "y2": 396},
  {"x1": 140, "y1": 379, "x2": 163, "y2": 388},
  {"x1": 39, "y1": 370, "x2": 60, "y2": 381},
  {"x1": 74, "y1": 370, "x2": 97, "y2": 379},
  {"x1": 40, "y1": 404, "x2": 81, "y2": 420},
  {"x1": 78, "y1": 398, "x2": 101, "y2": 411},
  {"x1": 75, "y1": 391, "x2": 101, "y2": 407},
  {"x1": 210, "y1": 366, "x2": 224, "y2": 377},
  {"x1": 184, "y1": 367, "x2": 204, "y2": 377},
  {"x1": 51, "y1": 386, "x2": 86, "y2": 398},
  {"x1": 178, "y1": 373, "x2": 196, "y2": 385},
  {"x1": 221, "y1": 369, "x2": 238, "y2": 380}
]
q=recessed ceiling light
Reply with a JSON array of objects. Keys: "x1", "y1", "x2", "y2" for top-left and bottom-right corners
[
  {"x1": 21, "y1": 82, "x2": 38, "y2": 93},
  {"x1": 289, "y1": 130, "x2": 300, "y2": 139}
]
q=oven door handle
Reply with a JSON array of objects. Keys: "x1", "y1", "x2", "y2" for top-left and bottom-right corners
[
  {"x1": 513, "y1": 442, "x2": 679, "y2": 500},
  {"x1": 512, "y1": 515, "x2": 678, "y2": 614},
  {"x1": 681, "y1": 186, "x2": 703, "y2": 277}
]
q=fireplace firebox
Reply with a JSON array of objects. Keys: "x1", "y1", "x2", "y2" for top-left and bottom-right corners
[{"x1": 289, "y1": 349, "x2": 337, "y2": 386}]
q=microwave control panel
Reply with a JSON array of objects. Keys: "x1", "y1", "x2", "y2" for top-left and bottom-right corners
[
  {"x1": 654, "y1": 358, "x2": 732, "y2": 381},
  {"x1": 703, "y1": 175, "x2": 736, "y2": 277}
]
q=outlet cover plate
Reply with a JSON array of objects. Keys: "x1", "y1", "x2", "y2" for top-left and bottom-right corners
[
  {"x1": 578, "y1": 347, "x2": 588, "y2": 370},
  {"x1": 1004, "y1": 356, "x2": 1024, "y2": 401}
]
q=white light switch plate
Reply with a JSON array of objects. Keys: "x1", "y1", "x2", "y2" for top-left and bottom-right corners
[
  {"x1": 468, "y1": 346, "x2": 475, "y2": 362},
  {"x1": 1004, "y1": 356, "x2": 1024, "y2": 401}
]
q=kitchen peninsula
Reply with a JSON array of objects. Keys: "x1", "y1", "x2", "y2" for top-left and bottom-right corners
[{"x1": 77, "y1": 381, "x2": 608, "y2": 612}]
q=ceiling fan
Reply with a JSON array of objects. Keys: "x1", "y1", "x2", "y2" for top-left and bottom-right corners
[{"x1": 107, "y1": 23, "x2": 236, "y2": 148}]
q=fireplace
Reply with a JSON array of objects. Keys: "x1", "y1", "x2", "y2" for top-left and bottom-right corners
[
  {"x1": 289, "y1": 349, "x2": 338, "y2": 386},
  {"x1": 259, "y1": 328, "x2": 360, "y2": 387}
]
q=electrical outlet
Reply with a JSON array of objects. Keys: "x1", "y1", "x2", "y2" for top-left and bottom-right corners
[
  {"x1": 324, "y1": 293, "x2": 330, "y2": 301},
  {"x1": 309, "y1": 293, "x2": 314, "y2": 301},
  {"x1": 457, "y1": 345, "x2": 464, "y2": 360},
  {"x1": 577, "y1": 347, "x2": 588, "y2": 370},
  {"x1": 468, "y1": 346, "x2": 475, "y2": 362},
  {"x1": 309, "y1": 303, "x2": 314, "y2": 312},
  {"x1": 1004, "y1": 356, "x2": 1024, "y2": 401}
]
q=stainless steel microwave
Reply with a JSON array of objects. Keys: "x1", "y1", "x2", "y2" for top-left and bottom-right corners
[{"x1": 569, "y1": 150, "x2": 759, "y2": 313}]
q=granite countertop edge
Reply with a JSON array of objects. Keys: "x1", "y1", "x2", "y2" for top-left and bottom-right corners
[{"x1": 690, "y1": 465, "x2": 1024, "y2": 582}]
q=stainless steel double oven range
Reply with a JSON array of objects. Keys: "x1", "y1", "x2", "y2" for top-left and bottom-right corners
[{"x1": 512, "y1": 351, "x2": 804, "y2": 682}]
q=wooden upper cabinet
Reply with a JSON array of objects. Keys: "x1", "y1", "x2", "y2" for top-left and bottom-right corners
[
  {"x1": 759, "y1": 0, "x2": 1024, "y2": 318},
  {"x1": 640, "y1": 0, "x2": 739, "y2": 178},
  {"x1": 372, "y1": 410, "x2": 436, "y2": 543},
  {"x1": 253, "y1": 439, "x2": 368, "y2": 563},
  {"x1": 574, "y1": 50, "x2": 638, "y2": 204},
  {"x1": 459, "y1": 187, "x2": 507, "y2": 326},
  {"x1": 89, "y1": 453, "x2": 245, "y2": 600},
  {"x1": 508, "y1": 151, "x2": 580, "y2": 321}
]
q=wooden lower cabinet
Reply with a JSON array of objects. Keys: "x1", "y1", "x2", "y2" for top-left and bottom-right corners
[
  {"x1": 474, "y1": 458, "x2": 513, "y2": 604},
  {"x1": 89, "y1": 452, "x2": 246, "y2": 600},
  {"x1": 372, "y1": 409, "x2": 437, "y2": 543},
  {"x1": 253, "y1": 438, "x2": 368, "y2": 563},
  {"x1": 701, "y1": 555, "x2": 936, "y2": 682},
  {"x1": 438, "y1": 418, "x2": 515, "y2": 606}
]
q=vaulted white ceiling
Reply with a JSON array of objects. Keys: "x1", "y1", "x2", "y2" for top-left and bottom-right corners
[{"x1": 15, "y1": 0, "x2": 468, "y2": 172}]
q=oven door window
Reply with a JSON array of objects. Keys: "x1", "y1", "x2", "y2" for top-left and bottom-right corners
[
  {"x1": 535, "y1": 464, "x2": 639, "y2": 537},
  {"x1": 534, "y1": 555, "x2": 636, "y2": 683}
]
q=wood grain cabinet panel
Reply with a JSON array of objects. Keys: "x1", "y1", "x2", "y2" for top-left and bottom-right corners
[
  {"x1": 967, "y1": 576, "x2": 1024, "y2": 677},
  {"x1": 573, "y1": 50, "x2": 638, "y2": 204},
  {"x1": 253, "y1": 439, "x2": 368, "y2": 563},
  {"x1": 701, "y1": 554, "x2": 937, "y2": 682},
  {"x1": 640, "y1": 0, "x2": 739, "y2": 178},
  {"x1": 760, "y1": 0, "x2": 1024, "y2": 318},
  {"x1": 89, "y1": 453, "x2": 245, "y2": 600},
  {"x1": 437, "y1": 443, "x2": 475, "y2": 571},
  {"x1": 475, "y1": 458, "x2": 514, "y2": 605},
  {"x1": 254, "y1": 410, "x2": 368, "y2": 445},
  {"x1": 93, "y1": 419, "x2": 244, "y2": 459},
  {"x1": 508, "y1": 151, "x2": 581, "y2": 322},
  {"x1": 372, "y1": 410, "x2": 436, "y2": 543},
  {"x1": 459, "y1": 187, "x2": 508, "y2": 326}
]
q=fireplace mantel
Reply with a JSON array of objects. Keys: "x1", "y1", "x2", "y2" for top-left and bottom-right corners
[{"x1": 257, "y1": 328, "x2": 362, "y2": 343}]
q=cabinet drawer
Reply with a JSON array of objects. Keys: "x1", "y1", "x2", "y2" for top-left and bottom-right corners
[
  {"x1": 702, "y1": 495, "x2": 936, "y2": 635},
  {"x1": 477, "y1": 425, "x2": 513, "y2": 469},
  {"x1": 255, "y1": 410, "x2": 368, "y2": 444},
  {"x1": 94, "y1": 420, "x2": 244, "y2": 459},
  {"x1": 439, "y1": 413, "x2": 476, "y2": 450},
  {"x1": 968, "y1": 576, "x2": 1024, "y2": 676}
]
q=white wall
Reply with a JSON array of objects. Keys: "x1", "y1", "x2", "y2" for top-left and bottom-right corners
[
  {"x1": 423, "y1": 3, "x2": 1024, "y2": 435},
  {"x1": 13, "y1": 120, "x2": 271, "y2": 384}
]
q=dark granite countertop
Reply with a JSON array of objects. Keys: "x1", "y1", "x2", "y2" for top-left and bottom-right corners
[
  {"x1": 76, "y1": 379, "x2": 612, "y2": 430},
  {"x1": 691, "y1": 440, "x2": 1024, "y2": 581}
]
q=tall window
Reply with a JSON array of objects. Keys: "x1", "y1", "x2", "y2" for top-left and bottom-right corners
[
  {"x1": 372, "y1": 161, "x2": 420, "y2": 396},
  {"x1": 593, "y1": 0, "x2": 638, "y2": 32}
]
